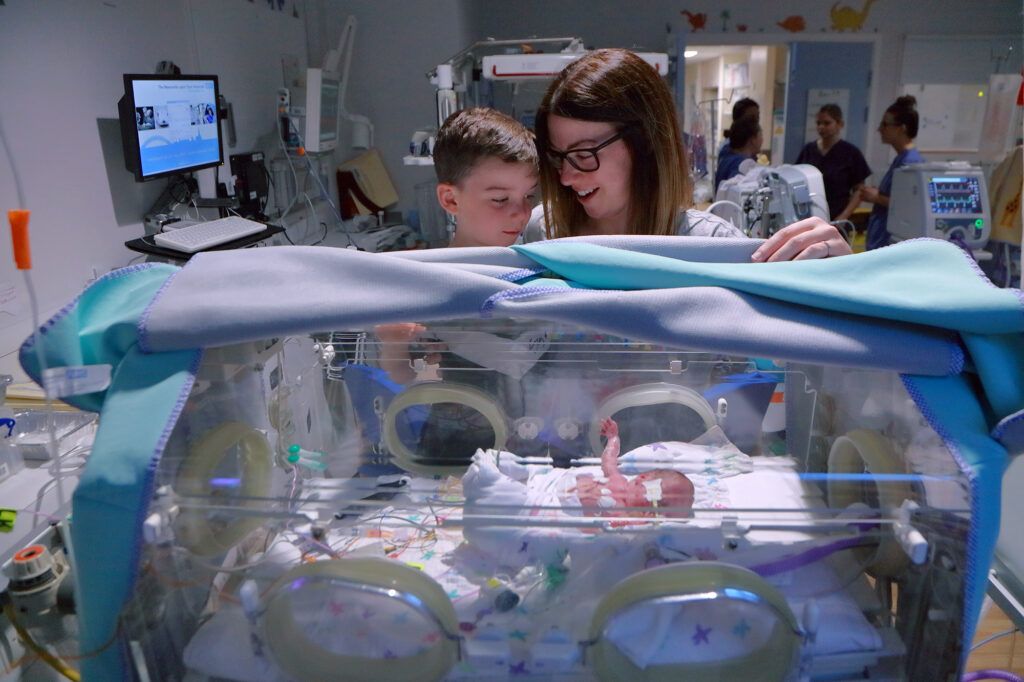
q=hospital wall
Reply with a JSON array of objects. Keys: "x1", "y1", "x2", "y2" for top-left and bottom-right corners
[
  {"x1": 0, "y1": 0, "x2": 1020, "y2": 383},
  {"x1": 465, "y1": 0, "x2": 1021, "y2": 180},
  {"x1": 0, "y1": 1, "x2": 308, "y2": 379},
  {"x1": 0, "y1": 0, "x2": 474, "y2": 382}
]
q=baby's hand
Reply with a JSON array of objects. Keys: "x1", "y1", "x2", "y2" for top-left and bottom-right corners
[
  {"x1": 374, "y1": 322, "x2": 426, "y2": 343},
  {"x1": 600, "y1": 417, "x2": 619, "y2": 440}
]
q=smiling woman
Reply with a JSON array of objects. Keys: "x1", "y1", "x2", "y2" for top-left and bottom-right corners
[{"x1": 525, "y1": 49, "x2": 850, "y2": 262}]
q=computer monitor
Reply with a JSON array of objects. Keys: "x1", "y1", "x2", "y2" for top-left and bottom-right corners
[
  {"x1": 281, "y1": 68, "x2": 340, "y2": 154},
  {"x1": 118, "y1": 74, "x2": 223, "y2": 181}
]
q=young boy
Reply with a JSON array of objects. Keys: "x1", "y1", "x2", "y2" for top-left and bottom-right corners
[
  {"x1": 375, "y1": 108, "x2": 539, "y2": 382},
  {"x1": 432, "y1": 107, "x2": 539, "y2": 248}
]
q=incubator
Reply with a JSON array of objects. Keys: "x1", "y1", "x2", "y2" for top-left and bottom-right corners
[{"x1": 118, "y1": 323, "x2": 971, "y2": 681}]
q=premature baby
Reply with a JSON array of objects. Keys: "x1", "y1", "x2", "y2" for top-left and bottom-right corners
[
  {"x1": 462, "y1": 417, "x2": 697, "y2": 569},
  {"x1": 463, "y1": 417, "x2": 695, "y2": 519},
  {"x1": 572, "y1": 418, "x2": 695, "y2": 514}
]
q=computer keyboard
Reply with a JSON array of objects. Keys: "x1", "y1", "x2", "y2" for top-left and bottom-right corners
[{"x1": 153, "y1": 216, "x2": 267, "y2": 253}]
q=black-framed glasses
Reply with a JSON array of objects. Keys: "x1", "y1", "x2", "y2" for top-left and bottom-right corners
[{"x1": 545, "y1": 129, "x2": 628, "y2": 172}]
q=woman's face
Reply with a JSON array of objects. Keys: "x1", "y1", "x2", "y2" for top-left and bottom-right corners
[
  {"x1": 816, "y1": 113, "x2": 842, "y2": 142},
  {"x1": 547, "y1": 114, "x2": 634, "y2": 233},
  {"x1": 877, "y1": 113, "x2": 903, "y2": 145}
]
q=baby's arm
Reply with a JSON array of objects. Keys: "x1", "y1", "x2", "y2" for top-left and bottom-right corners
[
  {"x1": 374, "y1": 323, "x2": 422, "y2": 384},
  {"x1": 599, "y1": 418, "x2": 629, "y2": 494}
]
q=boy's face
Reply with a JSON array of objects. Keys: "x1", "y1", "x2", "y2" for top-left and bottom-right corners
[{"x1": 438, "y1": 158, "x2": 538, "y2": 247}]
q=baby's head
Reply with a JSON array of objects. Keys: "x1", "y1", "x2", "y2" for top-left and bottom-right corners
[
  {"x1": 434, "y1": 108, "x2": 539, "y2": 248},
  {"x1": 627, "y1": 470, "x2": 695, "y2": 514}
]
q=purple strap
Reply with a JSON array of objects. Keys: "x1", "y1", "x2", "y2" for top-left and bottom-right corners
[
  {"x1": 751, "y1": 535, "x2": 877, "y2": 577},
  {"x1": 961, "y1": 672, "x2": 1024, "y2": 682}
]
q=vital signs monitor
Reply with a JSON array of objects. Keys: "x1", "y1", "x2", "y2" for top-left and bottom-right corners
[{"x1": 888, "y1": 162, "x2": 991, "y2": 252}]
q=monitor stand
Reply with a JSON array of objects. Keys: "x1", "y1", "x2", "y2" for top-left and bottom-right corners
[{"x1": 143, "y1": 175, "x2": 235, "y2": 236}]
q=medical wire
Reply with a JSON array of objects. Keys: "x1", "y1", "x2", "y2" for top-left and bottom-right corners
[
  {"x1": 2, "y1": 600, "x2": 80, "y2": 681},
  {"x1": 970, "y1": 626, "x2": 1020, "y2": 651},
  {"x1": 21, "y1": 270, "x2": 65, "y2": 516},
  {"x1": 3, "y1": 110, "x2": 62, "y2": 513}
]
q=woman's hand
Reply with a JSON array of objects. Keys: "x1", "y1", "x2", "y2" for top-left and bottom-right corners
[
  {"x1": 751, "y1": 217, "x2": 852, "y2": 262},
  {"x1": 859, "y1": 185, "x2": 880, "y2": 203}
]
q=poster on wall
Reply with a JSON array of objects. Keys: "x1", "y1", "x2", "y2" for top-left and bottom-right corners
[
  {"x1": 903, "y1": 83, "x2": 986, "y2": 151},
  {"x1": 724, "y1": 62, "x2": 750, "y2": 89},
  {"x1": 978, "y1": 74, "x2": 1022, "y2": 161},
  {"x1": 805, "y1": 88, "x2": 849, "y2": 144}
]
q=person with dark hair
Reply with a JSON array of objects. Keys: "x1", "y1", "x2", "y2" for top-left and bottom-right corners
[
  {"x1": 714, "y1": 118, "x2": 763, "y2": 193},
  {"x1": 433, "y1": 107, "x2": 539, "y2": 248},
  {"x1": 860, "y1": 95, "x2": 924, "y2": 250},
  {"x1": 526, "y1": 49, "x2": 847, "y2": 261},
  {"x1": 718, "y1": 97, "x2": 761, "y2": 158},
  {"x1": 795, "y1": 104, "x2": 872, "y2": 221}
]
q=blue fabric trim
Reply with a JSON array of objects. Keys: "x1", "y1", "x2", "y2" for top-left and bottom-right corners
[
  {"x1": 74, "y1": 346, "x2": 201, "y2": 680},
  {"x1": 949, "y1": 343, "x2": 966, "y2": 376},
  {"x1": 19, "y1": 263, "x2": 177, "y2": 412},
  {"x1": 901, "y1": 373, "x2": 1006, "y2": 667},
  {"x1": 497, "y1": 267, "x2": 547, "y2": 282},
  {"x1": 480, "y1": 286, "x2": 593, "y2": 318},
  {"x1": 993, "y1": 411, "x2": 1024, "y2": 440},
  {"x1": 512, "y1": 238, "x2": 1024, "y2": 334},
  {"x1": 138, "y1": 262, "x2": 186, "y2": 354}
]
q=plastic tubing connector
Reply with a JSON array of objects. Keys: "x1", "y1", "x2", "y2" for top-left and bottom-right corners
[{"x1": 8, "y1": 210, "x2": 31, "y2": 269}]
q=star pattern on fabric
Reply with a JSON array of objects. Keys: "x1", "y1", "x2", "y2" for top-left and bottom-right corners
[
  {"x1": 448, "y1": 589, "x2": 460, "y2": 600},
  {"x1": 509, "y1": 629, "x2": 528, "y2": 641},
  {"x1": 649, "y1": 442, "x2": 667, "y2": 451},
  {"x1": 327, "y1": 600, "x2": 345, "y2": 616},
  {"x1": 383, "y1": 649, "x2": 397, "y2": 659},
  {"x1": 422, "y1": 549, "x2": 436, "y2": 560},
  {"x1": 519, "y1": 541, "x2": 529, "y2": 553},
  {"x1": 692, "y1": 623, "x2": 712, "y2": 645},
  {"x1": 509, "y1": 661, "x2": 530, "y2": 675},
  {"x1": 733, "y1": 619, "x2": 751, "y2": 638}
]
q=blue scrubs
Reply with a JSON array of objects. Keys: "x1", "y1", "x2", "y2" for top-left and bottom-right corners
[
  {"x1": 715, "y1": 147, "x2": 754, "y2": 193},
  {"x1": 866, "y1": 147, "x2": 924, "y2": 250}
]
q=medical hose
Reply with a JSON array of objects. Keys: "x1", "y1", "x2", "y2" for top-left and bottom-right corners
[{"x1": 2, "y1": 599, "x2": 81, "y2": 681}]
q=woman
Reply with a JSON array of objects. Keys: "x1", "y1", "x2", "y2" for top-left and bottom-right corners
[
  {"x1": 860, "y1": 96, "x2": 924, "y2": 251},
  {"x1": 715, "y1": 118, "x2": 763, "y2": 194},
  {"x1": 795, "y1": 104, "x2": 872, "y2": 222},
  {"x1": 525, "y1": 49, "x2": 849, "y2": 262}
]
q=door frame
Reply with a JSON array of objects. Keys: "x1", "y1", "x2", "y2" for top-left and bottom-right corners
[{"x1": 678, "y1": 32, "x2": 886, "y2": 171}]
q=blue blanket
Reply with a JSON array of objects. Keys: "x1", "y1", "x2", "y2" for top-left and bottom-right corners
[{"x1": 21, "y1": 238, "x2": 1023, "y2": 680}]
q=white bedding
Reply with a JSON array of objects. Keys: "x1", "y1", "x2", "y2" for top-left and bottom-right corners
[{"x1": 184, "y1": 456, "x2": 881, "y2": 681}]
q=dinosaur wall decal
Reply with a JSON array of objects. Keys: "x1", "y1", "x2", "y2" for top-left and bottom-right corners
[
  {"x1": 681, "y1": 10, "x2": 708, "y2": 31},
  {"x1": 777, "y1": 15, "x2": 807, "y2": 32},
  {"x1": 831, "y1": 0, "x2": 877, "y2": 32}
]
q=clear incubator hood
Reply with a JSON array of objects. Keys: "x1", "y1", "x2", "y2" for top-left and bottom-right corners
[{"x1": 124, "y1": 323, "x2": 971, "y2": 682}]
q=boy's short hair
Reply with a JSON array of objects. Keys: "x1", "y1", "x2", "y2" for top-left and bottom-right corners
[{"x1": 433, "y1": 108, "x2": 538, "y2": 186}]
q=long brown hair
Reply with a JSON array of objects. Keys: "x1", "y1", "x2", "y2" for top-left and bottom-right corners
[{"x1": 534, "y1": 49, "x2": 693, "y2": 238}]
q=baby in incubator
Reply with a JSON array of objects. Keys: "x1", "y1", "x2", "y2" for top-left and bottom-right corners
[
  {"x1": 463, "y1": 417, "x2": 695, "y2": 520},
  {"x1": 572, "y1": 418, "x2": 695, "y2": 515}
]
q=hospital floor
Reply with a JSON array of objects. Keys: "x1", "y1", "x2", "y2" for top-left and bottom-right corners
[{"x1": 966, "y1": 599, "x2": 1024, "y2": 674}]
